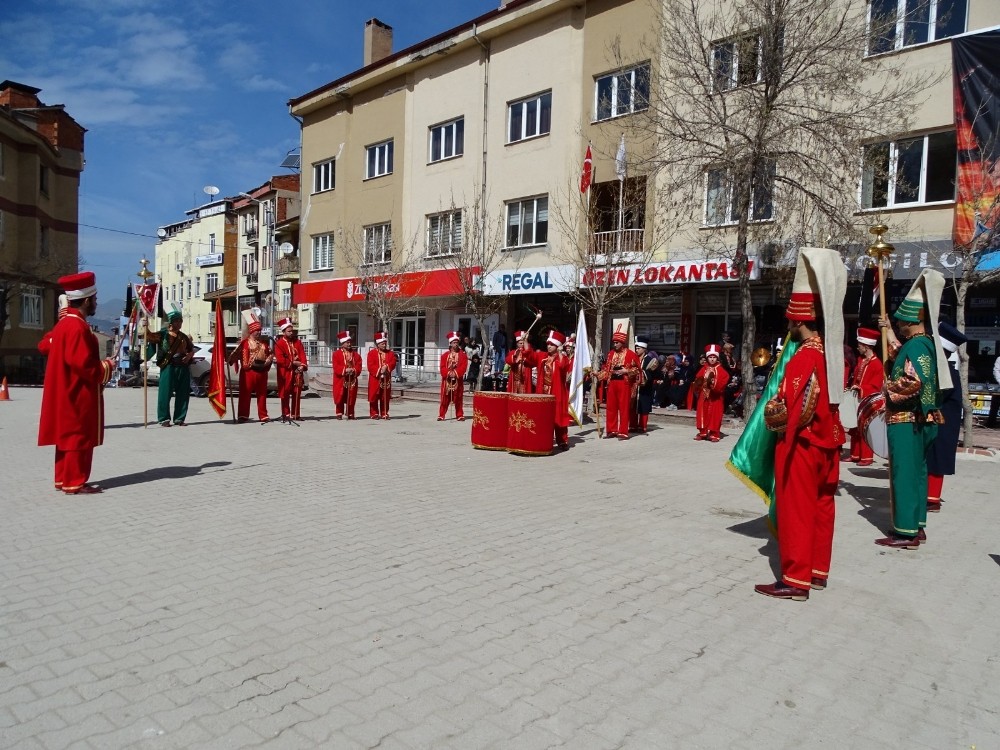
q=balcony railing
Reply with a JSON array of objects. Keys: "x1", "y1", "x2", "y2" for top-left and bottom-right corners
[
  {"x1": 275, "y1": 256, "x2": 300, "y2": 278},
  {"x1": 245, "y1": 226, "x2": 258, "y2": 241},
  {"x1": 589, "y1": 229, "x2": 645, "y2": 259},
  {"x1": 273, "y1": 309, "x2": 298, "y2": 326},
  {"x1": 245, "y1": 272, "x2": 259, "y2": 287}
]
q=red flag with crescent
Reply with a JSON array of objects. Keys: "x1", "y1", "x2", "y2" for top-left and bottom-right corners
[
  {"x1": 133, "y1": 283, "x2": 160, "y2": 317},
  {"x1": 580, "y1": 144, "x2": 593, "y2": 193}
]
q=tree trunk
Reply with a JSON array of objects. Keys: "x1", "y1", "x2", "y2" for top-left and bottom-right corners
[
  {"x1": 957, "y1": 275, "x2": 974, "y2": 447},
  {"x1": 591, "y1": 303, "x2": 605, "y2": 423},
  {"x1": 735, "y1": 220, "x2": 757, "y2": 418}
]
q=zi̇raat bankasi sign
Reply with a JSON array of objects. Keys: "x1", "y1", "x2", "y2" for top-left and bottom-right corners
[{"x1": 581, "y1": 258, "x2": 759, "y2": 287}]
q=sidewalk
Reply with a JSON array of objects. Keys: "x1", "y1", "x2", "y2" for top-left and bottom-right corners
[{"x1": 1, "y1": 386, "x2": 998, "y2": 749}]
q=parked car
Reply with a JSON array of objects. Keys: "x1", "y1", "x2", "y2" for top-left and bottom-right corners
[{"x1": 190, "y1": 340, "x2": 297, "y2": 397}]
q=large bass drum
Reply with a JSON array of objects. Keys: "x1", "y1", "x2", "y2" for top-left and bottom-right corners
[
  {"x1": 840, "y1": 389, "x2": 859, "y2": 430},
  {"x1": 858, "y1": 393, "x2": 888, "y2": 459}
]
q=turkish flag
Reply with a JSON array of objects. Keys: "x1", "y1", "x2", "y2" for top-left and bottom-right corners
[
  {"x1": 208, "y1": 299, "x2": 228, "y2": 419},
  {"x1": 580, "y1": 144, "x2": 593, "y2": 193},
  {"x1": 133, "y1": 282, "x2": 160, "y2": 317}
]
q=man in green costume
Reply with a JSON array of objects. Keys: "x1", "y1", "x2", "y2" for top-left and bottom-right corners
[
  {"x1": 875, "y1": 269, "x2": 952, "y2": 549},
  {"x1": 145, "y1": 304, "x2": 194, "y2": 427}
]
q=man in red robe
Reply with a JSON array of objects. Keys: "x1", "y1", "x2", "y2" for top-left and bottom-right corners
[
  {"x1": 38, "y1": 272, "x2": 116, "y2": 495},
  {"x1": 228, "y1": 313, "x2": 273, "y2": 423},
  {"x1": 438, "y1": 331, "x2": 468, "y2": 421},
  {"x1": 367, "y1": 331, "x2": 398, "y2": 419},
  {"x1": 597, "y1": 326, "x2": 640, "y2": 440},
  {"x1": 693, "y1": 345, "x2": 730, "y2": 442},
  {"x1": 845, "y1": 327, "x2": 884, "y2": 466},
  {"x1": 274, "y1": 318, "x2": 308, "y2": 422},
  {"x1": 331, "y1": 331, "x2": 362, "y2": 420},
  {"x1": 756, "y1": 246, "x2": 846, "y2": 601},
  {"x1": 505, "y1": 330, "x2": 537, "y2": 394},
  {"x1": 536, "y1": 330, "x2": 571, "y2": 450},
  {"x1": 37, "y1": 294, "x2": 69, "y2": 357}
]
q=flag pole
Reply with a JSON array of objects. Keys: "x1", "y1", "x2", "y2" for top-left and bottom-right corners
[
  {"x1": 867, "y1": 225, "x2": 895, "y2": 521},
  {"x1": 142, "y1": 318, "x2": 149, "y2": 428}
]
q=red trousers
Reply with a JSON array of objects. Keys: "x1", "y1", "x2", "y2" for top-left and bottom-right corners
[
  {"x1": 55, "y1": 448, "x2": 94, "y2": 492},
  {"x1": 848, "y1": 428, "x2": 873, "y2": 461},
  {"x1": 238, "y1": 370, "x2": 269, "y2": 421},
  {"x1": 774, "y1": 439, "x2": 838, "y2": 589},
  {"x1": 334, "y1": 386, "x2": 358, "y2": 418},
  {"x1": 370, "y1": 386, "x2": 392, "y2": 418},
  {"x1": 928, "y1": 474, "x2": 944, "y2": 502},
  {"x1": 605, "y1": 380, "x2": 631, "y2": 435},
  {"x1": 554, "y1": 425, "x2": 568, "y2": 447},
  {"x1": 439, "y1": 382, "x2": 464, "y2": 419}
]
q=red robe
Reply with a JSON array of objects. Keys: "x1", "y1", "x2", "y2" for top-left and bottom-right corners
[
  {"x1": 600, "y1": 348, "x2": 640, "y2": 436},
  {"x1": 38, "y1": 310, "x2": 114, "y2": 451},
  {"x1": 275, "y1": 336, "x2": 307, "y2": 418},
  {"x1": 536, "y1": 352, "x2": 571, "y2": 448},
  {"x1": 505, "y1": 347, "x2": 537, "y2": 394},
  {"x1": 234, "y1": 338, "x2": 271, "y2": 420},
  {"x1": 848, "y1": 354, "x2": 885, "y2": 461},
  {"x1": 694, "y1": 363, "x2": 730, "y2": 437},
  {"x1": 771, "y1": 337, "x2": 844, "y2": 589},
  {"x1": 331, "y1": 347, "x2": 363, "y2": 417},
  {"x1": 439, "y1": 349, "x2": 469, "y2": 419},
  {"x1": 367, "y1": 347, "x2": 398, "y2": 416}
]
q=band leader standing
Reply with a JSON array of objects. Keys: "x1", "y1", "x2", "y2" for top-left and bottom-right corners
[{"x1": 439, "y1": 331, "x2": 468, "y2": 421}]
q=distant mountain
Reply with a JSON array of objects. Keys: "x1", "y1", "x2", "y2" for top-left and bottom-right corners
[{"x1": 91, "y1": 298, "x2": 126, "y2": 334}]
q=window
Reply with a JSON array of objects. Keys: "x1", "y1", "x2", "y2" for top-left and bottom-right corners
[
  {"x1": 195, "y1": 278, "x2": 201, "y2": 297},
  {"x1": 39, "y1": 164, "x2": 49, "y2": 195},
  {"x1": 186, "y1": 279, "x2": 192, "y2": 299},
  {"x1": 366, "y1": 140, "x2": 394, "y2": 179},
  {"x1": 206, "y1": 273, "x2": 219, "y2": 293},
  {"x1": 311, "y1": 234, "x2": 334, "y2": 271},
  {"x1": 595, "y1": 64, "x2": 650, "y2": 121},
  {"x1": 209, "y1": 233, "x2": 216, "y2": 254},
  {"x1": 429, "y1": 118, "x2": 464, "y2": 162},
  {"x1": 712, "y1": 33, "x2": 762, "y2": 92},
  {"x1": 868, "y1": 0, "x2": 967, "y2": 54},
  {"x1": 363, "y1": 223, "x2": 392, "y2": 265},
  {"x1": 244, "y1": 212, "x2": 258, "y2": 236},
  {"x1": 241, "y1": 253, "x2": 257, "y2": 276},
  {"x1": 171, "y1": 284, "x2": 176, "y2": 301},
  {"x1": 20, "y1": 286, "x2": 42, "y2": 328},
  {"x1": 426, "y1": 211, "x2": 463, "y2": 258},
  {"x1": 505, "y1": 196, "x2": 549, "y2": 248},
  {"x1": 508, "y1": 92, "x2": 552, "y2": 144},
  {"x1": 281, "y1": 287, "x2": 292, "y2": 310},
  {"x1": 704, "y1": 161, "x2": 775, "y2": 225},
  {"x1": 39, "y1": 225, "x2": 49, "y2": 257},
  {"x1": 861, "y1": 131, "x2": 956, "y2": 209},
  {"x1": 314, "y1": 159, "x2": 335, "y2": 192}
]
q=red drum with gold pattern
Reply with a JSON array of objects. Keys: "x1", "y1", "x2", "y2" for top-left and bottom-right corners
[
  {"x1": 858, "y1": 392, "x2": 888, "y2": 459},
  {"x1": 471, "y1": 391, "x2": 509, "y2": 451},
  {"x1": 506, "y1": 393, "x2": 555, "y2": 457}
]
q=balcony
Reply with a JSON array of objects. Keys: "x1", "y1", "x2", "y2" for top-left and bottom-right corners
[
  {"x1": 245, "y1": 272, "x2": 259, "y2": 288},
  {"x1": 274, "y1": 309, "x2": 298, "y2": 326},
  {"x1": 589, "y1": 229, "x2": 645, "y2": 260},
  {"x1": 245, "y1": 226, "x2": 258, "y2": 242},
  {"x1": 275, "y1": 256, "x2": 300, "y2": 280}
]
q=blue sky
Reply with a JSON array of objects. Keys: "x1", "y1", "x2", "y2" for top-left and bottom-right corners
[{"x1": 2, "y1": 0, "x2": 498, "y2": 300}]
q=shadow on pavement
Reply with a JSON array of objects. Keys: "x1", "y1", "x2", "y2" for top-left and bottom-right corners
[
  {"x1": 840, "y1": 479, "x2": 891, "y2": 533},
  {"x1": 727, "y1": 516, "x2": 781, "y2": 583},
  {"x1": 989, "y1": 554, "x2": 1000, "y2": 568},
  {"x1": 100, "y1": 461, "x2": 235, "y2": 490}
]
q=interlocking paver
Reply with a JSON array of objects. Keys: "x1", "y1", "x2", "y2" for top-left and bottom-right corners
[{"x1": 1, "y1": 386, "x2": 999, "y2": 748}]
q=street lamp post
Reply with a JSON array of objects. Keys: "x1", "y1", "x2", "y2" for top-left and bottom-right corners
[{"x1": 239, "y1": 193, "x2": 276, "y2": 340}]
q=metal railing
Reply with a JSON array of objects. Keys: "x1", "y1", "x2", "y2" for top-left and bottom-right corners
[
  {"x1": 244, "y1": 272, "x2": 259, "y2": 287},
  {"x1": 589, "y1": 228, "x2": 645, "y2": 257},
  {"x1": 275, "y1": 256, "x2": 300, "y2": 278}
]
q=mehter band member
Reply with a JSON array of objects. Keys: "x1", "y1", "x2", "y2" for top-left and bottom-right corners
[
  {"x1": 145, "y1": 303, "x2": 194, "y2": 427},
  {"x1": 275, "y1": 318, "x2": 307, "y2": 422},
  {"x1": 845, "y1": 327, "x2": 884, "y2": 466},
  {"x1": 536, "y1": 330, "x2": 571, "y2": 450},
  {"x1": 228, "y1": 311, "x2": 273, "y2": 423},
  {"x1": 693, "y1": 344, "x2": 730, "y2": 442},
  {"x1": 597, "y1": 325, "x2": 639, "y2": 440},
  {"x1": 368, "y1": 331, "x2": 398, "y2": 419},
  {"x1": 331, "y1": 331, "x2": 362, "y2": 420},
  {"x1": 438, "y1": 331, "x2": 468, "y2": 421},
  {"x1": 505, "y1": 330, "x2": 537, "y2": 394},
  {"x1": 926, "y1": 322, "x2": 966, "y2": 514}
]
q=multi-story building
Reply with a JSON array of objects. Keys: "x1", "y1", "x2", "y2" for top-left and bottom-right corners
[
  {"x1": 154, "y1": 199, "x2": 239, "y2": 343},
  {"x1": 289, "y1": 0, "x2": 1000, "y2": 371},
  {"x1": 0, "y1": 80, "x2": 85, "y2": 382}
]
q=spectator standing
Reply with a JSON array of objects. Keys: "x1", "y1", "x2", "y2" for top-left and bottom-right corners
[
  {"x1": 987, "y1": 353, "x2": 1000, "y2": 428},
  {"x1": 491, "y1": 325, "x2": 508, "y2": 379}
]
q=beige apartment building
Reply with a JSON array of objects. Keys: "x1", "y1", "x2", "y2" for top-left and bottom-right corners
[
  {"x1": 0, "y1": 81, "x2": 85, "y2": 382},
  {"x1": 289, "y1": 0, "x2": 1000, "y2": 372}
]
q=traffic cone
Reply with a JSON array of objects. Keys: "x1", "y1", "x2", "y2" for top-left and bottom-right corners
[{"x1": 0, "y1": 377, "x2": 9, "y2": 401}]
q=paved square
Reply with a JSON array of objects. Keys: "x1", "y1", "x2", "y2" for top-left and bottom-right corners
[{"x1": 1, "y1": 386, "x2": 998, "y2": 748}]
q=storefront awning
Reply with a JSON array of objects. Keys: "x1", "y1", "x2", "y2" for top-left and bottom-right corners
[{"x1": 293, "y1": 267, "x2": 478, "y2": 305}]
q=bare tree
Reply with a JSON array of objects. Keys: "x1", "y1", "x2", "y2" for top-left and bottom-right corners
[
  {"x1": 433, "y1": 189, "x2": 520, "y2": 389},
  {"x1": 552, "y1": 174, "x2": 660, "y2": 418},
  {"x1": 625, "y1": 0, "x2": 937, "y2": 414}
]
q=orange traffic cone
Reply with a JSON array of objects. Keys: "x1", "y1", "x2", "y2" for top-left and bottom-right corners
[{"x1": 0, "y1": 377, "x2": 9, "y2": 401}]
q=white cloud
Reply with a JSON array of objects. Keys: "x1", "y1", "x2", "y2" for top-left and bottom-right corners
[{"x1": 243, "y1": 74, "x2": 286, "y2": 93}]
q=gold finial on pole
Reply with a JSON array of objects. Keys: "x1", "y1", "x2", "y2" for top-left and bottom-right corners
[
  {"x1": 866, "y1": 224, "x2": 895, "y2": 263},
  {"x1": 867, "y1": 224, "x2": 896, "y2": 519},
  {"x1": 137, "y1": 256, "x2": 154, "y2": 283}
]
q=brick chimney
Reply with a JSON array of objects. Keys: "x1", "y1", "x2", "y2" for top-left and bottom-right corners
[{"x1": 363, "y1": 18, "x2": 393, "y2": 66}]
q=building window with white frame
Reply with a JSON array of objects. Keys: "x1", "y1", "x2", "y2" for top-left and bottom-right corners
[
  {"x1": 429, "y1": 118, "x2": 464, "y2": 163},
  {"x1": 313, "y1": 158, "x2": 335, "y2": 193},
  {"x1": 426, "y1": 210, "x2": 463, "y2": 258},
  {"x1": 712, "y1": 32, "x2": 762, "y2": 92},
  {"x1": 195, "y1": 277, "x2": 201, "y2": 297},
  {"x1": 281, "y1": 287, "x2": 292, "y2": 310},
  {"x1": 366, "y1": 140, "x2": 394, "y2": 179},
  {"x1": 861, "y1": 131, "x2": 956, "y2": 209},
  {"x1": 505, "y1": 196, "x2": 549, "y2": 249},
  {"x1": 867, "y1": 0, "x2": 967, "y2": 55},
  {"x1": 595, "y1": 64, "x2": 650, "y2": 121},
  {"x1": 206, "y1": 273, "x2": 219, "y2": 293},
  {"x1": 171, "y1": 284, "x2": 176, "y2": 301},
  {"x1": 363, "y1": 223, "x2": 392, "y2": 265},
  {"x1": 311, "y1": 234, "x2": 334, "y2": 271},
  {"x1": 209, "y1": 233, "x2": 216, "y2": 254},
  {"x1": 704, "y1": 161, "x2": 775, "y2": 226},
  {"x1": 508, "y1": 91, "x2": 552, "y2": 144},
  {"x1": 20, "y1": 286, "x2": 42, "y2": 328}
]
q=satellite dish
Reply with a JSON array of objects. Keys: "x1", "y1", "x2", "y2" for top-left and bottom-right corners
[
  {"x1": 203, "y1": 185, "x2": 220, "y2": 198},
  {"x1": 279, "y1": 242, "x2": 294, "y2": 256},
  {"x1": 156, "y1": 228, "x2": 167, "y2": 239}
]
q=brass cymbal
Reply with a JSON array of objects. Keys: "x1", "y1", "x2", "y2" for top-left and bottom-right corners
[{"x1": 751, "y1": 347, "x2": 772, "y2": 367}]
